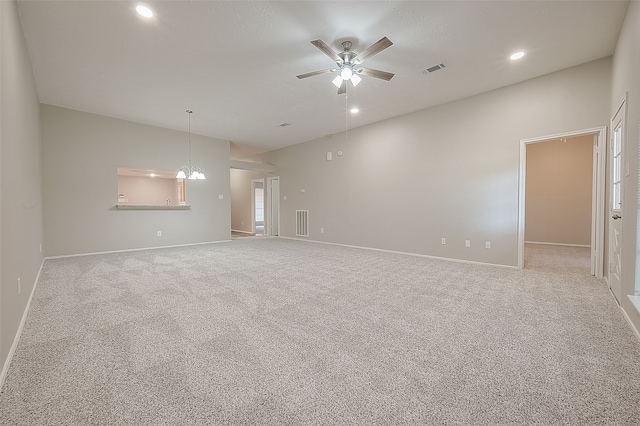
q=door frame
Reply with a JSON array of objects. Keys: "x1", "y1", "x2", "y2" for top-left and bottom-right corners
[
  {"x1": 250, "y1": 178, "x2": 264, "y2": 234},
  {"x1": 608, "y1": 94, "x2": 627, "y2": 301},
  {"x1": 266, "y1": 176, "x2": 280, "y2": 236},
  {"x1": 517, "y1": 126, "x2": 607, "y2": 277}
]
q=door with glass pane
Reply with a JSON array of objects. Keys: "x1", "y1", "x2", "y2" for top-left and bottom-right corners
[{"x1": 608, "y1": 99, "x2": 625, "y2": 302}]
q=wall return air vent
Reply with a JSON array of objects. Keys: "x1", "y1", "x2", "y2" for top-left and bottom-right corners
[{"x1": 296, "y1": 210, "x2": 309, "y2": 237}]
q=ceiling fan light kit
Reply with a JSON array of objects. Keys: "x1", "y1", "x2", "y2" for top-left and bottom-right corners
[{"x1": 297, "y1": 37, "x2": 394, "y2": 94}]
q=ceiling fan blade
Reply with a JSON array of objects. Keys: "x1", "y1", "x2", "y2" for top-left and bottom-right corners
[
  {"x1": 310, "y1": 39, "x2": 343, "y2": 64},
  {"x1": 337, "y1": 79, "x2": 347, "y2": 95},
  {"x1": 357, "y1": 67, "x2": 394, "y2": 81},
  {"x1": 296, "y1": 68, "x2": 336, "y2": 79},
  {"x1": 354, "y1": 37, "x2": 393, "y2": 64}
]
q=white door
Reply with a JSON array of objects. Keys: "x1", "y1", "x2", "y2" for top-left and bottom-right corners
[
  {"x1": 268, "y1": 177, "x2": 280, "y2": 236},
  {"x1": 608, "y1": 99, "x2": 625, "y2": 302}
]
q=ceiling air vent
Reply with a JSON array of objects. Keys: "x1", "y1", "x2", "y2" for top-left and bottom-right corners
[{"x1": 423, "y1": 63, "x2": 446, "y2": 74}]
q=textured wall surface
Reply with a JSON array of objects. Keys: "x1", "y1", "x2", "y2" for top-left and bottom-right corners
[
  {"x1": 1, "y1": 0, "x2": 44, "y2": 375},
  {"x1": 262, "y1": 58, "x2": 612, "y2": 267},
  {"x1": 41, "y1": 105, "x2": 231, "y2": 257},
  {"x1": 610, "y1": 0, "x2": 640, "y2": 334}
]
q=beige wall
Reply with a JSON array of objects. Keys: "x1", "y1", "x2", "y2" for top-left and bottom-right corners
[
  {"x1": 230, "y1": 168, "x2": 270, "y2": 232},
  {"x1": 118, "y1": 175, "x2": 181, "y2": 206},
  {"x1": 610, "y1": 1, "x2": 640, "y2": 333},
  {"x1": 525, "y1": 135, "x2": 594, "y2": 246},
  {"x1": 41, "y1": 105, "x2": 231, "y2": 256},
  {"x1": 1, "y1": 0, "x2": 44, "y2": 373},
  {"x1": 261, "y1": 58, "x2": 612, "y2": 267}
]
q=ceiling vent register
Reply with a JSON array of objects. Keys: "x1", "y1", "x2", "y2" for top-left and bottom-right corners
[{"x1": 424, "y1": 63, "x2": 446, "y2": 74}]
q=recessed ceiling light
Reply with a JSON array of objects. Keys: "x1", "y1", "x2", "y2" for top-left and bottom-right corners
[
  {"x1": 350, "y1": 108, "x2": 359, "y2": 113},
  {"x1": 510, "y1": 51, "x2": 525, "y2": 60},
  {"x1": 136, "y1": 5, "x2": 154, "y2": 18}
]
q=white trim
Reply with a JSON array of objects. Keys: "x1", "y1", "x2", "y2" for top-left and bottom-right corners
[
  {"x1": 44, "y1": 240, "x2": 231, "y2": 260},
  {"x1": 612, "y1": 93, "x2": 627, "y2": 120},
  {"x1": 266, "y1": 176, "x2": 280, "y2": 237},
  {"x1": 524, "y1": 241, "x2": 591, "y2": 248},
  {"x1": 621, "y1": 303, "x2": 640, "y2": 343},
  {"x1": 518, "y1": 127, "x2": 606, "y2": 278},
  {"x1": 250, "y1": 178, "x2": 264, "y2": 235},
  {"x1": 628, "y1": 296, "x2": 640, "y2": 316},
  {"x1": 0, "y1": 258, "x2": 46, "y2": 389},
  {"x1": 231, "y1": 229, "x2": 253, "y2": 235},
  {"x1": 608, "y1": 94, "x2": 627, "y2": 302},
  {"x1": 280, "y1": 236, "x2": 519, "y2": 269}
]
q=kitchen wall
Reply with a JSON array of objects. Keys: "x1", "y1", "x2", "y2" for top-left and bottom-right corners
[
  {"x1": 41, "y1": 105, "x2": 231, "y2": 257},
  {"x1": 117, "y1": 175, "x2": 182, "y2": 206}
]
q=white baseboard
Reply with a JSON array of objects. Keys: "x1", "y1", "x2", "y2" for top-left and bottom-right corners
[
  {"x1": 621, "y1": 300, "x2": 640, "y2": 344},
  {"x1": 0, "y1": 258, "x2": 45, "y2": 389},
  {"x1": 524, "y1": 241, "x2": 591, "y2": 248},
  {"x1": 231, "y1": 229, "x2": 253, "y2": 234},
  {"x1": 45, "y1": 239, "x2": 232, "y2": 260},
  {"x1": 628, "y1": 295, "x2": 640, "y2": 314},
  {"x1": 280, "y1": 237, "x2": 518, "y2": 269}
]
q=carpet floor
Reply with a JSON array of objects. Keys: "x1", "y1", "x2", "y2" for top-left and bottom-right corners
[{"x1": 1, "y1": 239, "x2": 639, "y2": 425}]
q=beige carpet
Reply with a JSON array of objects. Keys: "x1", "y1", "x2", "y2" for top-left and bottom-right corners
[{"x1": 1, "y1": 240, "x2": 639, "y2": 424}]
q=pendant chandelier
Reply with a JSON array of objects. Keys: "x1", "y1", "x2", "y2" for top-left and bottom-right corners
[{"x1": 176, "y1": 109, "x2": 206, "y2": 180}]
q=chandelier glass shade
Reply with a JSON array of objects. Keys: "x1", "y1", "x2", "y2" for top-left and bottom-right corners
[{"x1": 176, "y1": 110, "x2": 206, "y2": 180}]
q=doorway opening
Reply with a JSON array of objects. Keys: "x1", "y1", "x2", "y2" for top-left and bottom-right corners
[
  {"x1": 252, "y1": 179, "x2": 264, "y2": 236},
  {"x1": 518, "y1": 127, "x2": 606, "y2": 278},
  {"x1": 266, "y1": 177, "x2": 280, "y2": 237}
]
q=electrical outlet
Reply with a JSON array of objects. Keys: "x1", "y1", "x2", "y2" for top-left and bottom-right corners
[
  {"x1": 321, "y1": 228, "x2": 324, "y2": 233},
  {"x1": 441, "y1": 238, "x2": 446, "y2": 245},
  {"x1": 485, "y1": 241, "x2": 491, "y2": 249},
  {"x1": 17, "y1": 278, "x2": 21, "y2": 295},
  {"x1": 157, "y1": 231, "x2": 162, "y2": 237},
  {"x1": 465, "y1": 240, "x2": 471, "y2": 247}
]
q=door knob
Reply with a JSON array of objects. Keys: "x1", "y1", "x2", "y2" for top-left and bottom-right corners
[{"x1": 612, "y1": 214, "x2": 622, "y2": 220}]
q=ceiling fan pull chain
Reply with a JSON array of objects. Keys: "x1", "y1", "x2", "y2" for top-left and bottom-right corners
[{"x1": 345, "y1": 86, "x2": 349, "y2": 139}]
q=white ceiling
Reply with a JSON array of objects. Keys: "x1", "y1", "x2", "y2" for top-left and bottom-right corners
[{"x1": 17, "y1": 1, "x2": 628, "y2": 156}]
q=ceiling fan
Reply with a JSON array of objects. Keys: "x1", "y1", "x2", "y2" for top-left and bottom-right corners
[{"x1": 297, "y1": 37, "x2": 394, "y2": 95}]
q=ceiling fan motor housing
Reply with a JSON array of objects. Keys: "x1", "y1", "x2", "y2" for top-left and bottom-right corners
[{"x1": 338, "y1": 42, "x2": 356, "y2": 66}]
